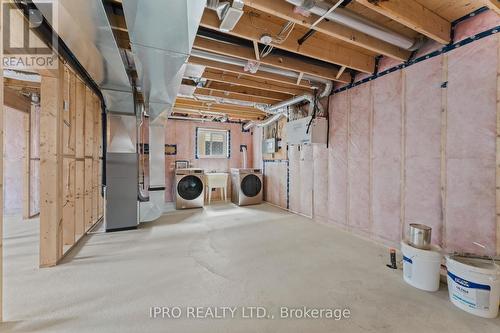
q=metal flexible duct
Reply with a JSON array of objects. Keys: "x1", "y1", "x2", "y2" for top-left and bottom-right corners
[
  {"x1": 243, "y1": 94, "x2": 317, "y2": 130},
  {"x1": 286, "y1": 0, "x2": 423, "y2": 51}
]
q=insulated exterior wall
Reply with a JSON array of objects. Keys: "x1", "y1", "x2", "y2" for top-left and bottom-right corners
[
  {"x1": 299, "y1": 145, "x2": 313, "y2": 217},
  {"x1": 445, "y1": 36, "x2": 498, "y2": 255},
  {"x1": 323, "y1": 35, "x2": 499, "y2": 254},
  {"x1": 348, "y1": 85, "x2": 371, "y2": 235},
  {"x1": 328, "y1": 93, "x2": 348, "y2": 228},
  {"x1": 288, "y1": 145, "x2": 301, "y2": 214},
  {"x1": 372, "y1": 72, "x2": 402, "y2": 244},
  {"x1": 404, "y1": 57, "x2": 443, "y2": 245},
  {"x1": 263, "y1": 161, "x2": 287, "y2": 209},
  {"x1": 313, "y1": 144, "x2": 328, "y2": 223}
]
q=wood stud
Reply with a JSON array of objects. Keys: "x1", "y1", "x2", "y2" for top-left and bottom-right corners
[{"x1": 39, "y1": 61, "x2": 103, "y2": 267}]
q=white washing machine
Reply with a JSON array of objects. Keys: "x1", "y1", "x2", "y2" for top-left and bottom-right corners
[
  {"x1": 175, "y1": 168, "x2": 205, "y2": 209},
  {"x1": 230, "y1": 168, "x2": 263, "y2": 206}
]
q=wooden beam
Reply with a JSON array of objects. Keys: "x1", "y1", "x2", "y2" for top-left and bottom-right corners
[
  {"x1": 4, "y1": 86, "x2": 30, "y2": 111},
  {"x1": 200, "y1": 9, "x2": 375, "y2": 73},
  {"x1": 175, "y1": 97, "x2": 266, "y2": 114},
  {"x1": 203, "y1": 80, "x2": 291, "y2": 101},
  {"x1": 486, "y1": 0, "x2": 500, "y2": 15},
  {"x1": 189, "y1": 56, "x2": 314, "y2": 88},
  {"x1": 193, "y1": 36, "x2": 351, "y2": 83},
  {"x1": 296, "y1": 72, "x2": 304, "y2": 85},
  {"x1": 202, "y1": 69, "x2": 309, "y2": 96},
  {"x1": 194, "y1": 87, "x2": 279, "y2": 105},
  {"x1": 172, "y1": 108, "x2": 263, "y2": 120},
  {"x1": 39, "y1": 65, "x2": 64, "y2": 267},
  {"x1": 336, "y1": 66, "x2": 347, "y2": 80},
  {"x1": 244, "y1": 0, "x2": 411, "y2": 61},
  {"x1": 62, "y1": 68, "x2": 76, "y2": 246},
  {"x1": 356, "y1": 0, "x2": 451, "y2": 44},
  {"x1": 75, "y1": 78, "x2": 85, "y2": 237},
  {"x1": 253, "y1": 40, "x2": 260, "y2": 60}
]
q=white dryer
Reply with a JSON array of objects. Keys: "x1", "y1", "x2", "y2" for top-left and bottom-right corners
[
  {"x1": 230, "y1": 168, "x2": 263, "y2": 206},
  {"x1": 175, "y1": 168, "x2": 205, "y2": 209}
]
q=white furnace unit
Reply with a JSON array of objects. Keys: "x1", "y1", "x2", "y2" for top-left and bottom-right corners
[{"x1": 285, "y1": 116, "x2": 327, "y2": 145}]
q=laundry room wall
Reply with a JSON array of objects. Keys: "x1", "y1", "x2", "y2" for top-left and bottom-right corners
[
  {"x1": 161, "y1": 119, "x2": 254, "y2": 202},
  {"x1": 263, "y1": 12, "x2": 500, "y2": 256}
]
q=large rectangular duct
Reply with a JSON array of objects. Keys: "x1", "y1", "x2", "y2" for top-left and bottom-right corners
[{"x1": 122, "y1": 0, "x2": 206, "y2": 122}]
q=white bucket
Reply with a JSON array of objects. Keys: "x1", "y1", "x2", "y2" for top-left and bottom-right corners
[
  {"x1": 401, "y1": 240, "x2": 442, "y2": 292},
  {"x1": 446, "y1": 255, "x2": 500, "y2": 318}
]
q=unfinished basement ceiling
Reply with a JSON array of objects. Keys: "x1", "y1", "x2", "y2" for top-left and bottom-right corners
[{"x1": 98, "y1": 0, "x2": 494, "y2": 123}]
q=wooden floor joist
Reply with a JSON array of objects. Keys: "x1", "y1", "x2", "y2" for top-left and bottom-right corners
[
  {"x1": 194, "y1": 87, "x2": 280, "y2": 105},
  {"x1": 200, "y1": 9, "x2": 375, "y2": 73},
  {"x1": 189, "y1": 56, "x2": 314, "y2": 89},
  {"x1": 243, "y1": 0, "x2": 411, "y2": 61},
  {"x1": 202, "y1": 69, "x2": 310, "y2": 96},
  {"x1": 193, "y1": 37, "x2": 351, "y2": 83},
  {"x1": 355, "y1": 0, "x2": 451, "y2": 45}
]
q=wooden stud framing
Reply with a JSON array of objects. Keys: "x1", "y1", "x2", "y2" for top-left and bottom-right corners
[
  {"x1": 194, "y1": 87, "x2": 280, "y2": 105},
  {"x1": 84, "y1": 87, "x2": 94, "y2": 231},
  {"x1": 75, "y1": 78, "x2": 85, "y2": 237},
  {"x1": 39, "y1": 63, "x2": 64, "y2": 267},
  {"x1": 23, "y1": 108, "x2": 31, "y2": 219},
  {"x1": 356, "y1": 0, "x2": 451, "y2": 45},
  {"x1": 62, "y1": 69, "x2": 76, "y2": 246}
]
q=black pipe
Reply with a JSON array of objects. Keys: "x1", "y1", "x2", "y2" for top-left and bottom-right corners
[{"x1": 14, "y1": 0, "x2": 108, "y2": 191}]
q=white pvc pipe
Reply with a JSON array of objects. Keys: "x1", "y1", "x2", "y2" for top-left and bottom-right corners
[{"x1": 286, "y1": 0, "x2": 420, "y2": 50}]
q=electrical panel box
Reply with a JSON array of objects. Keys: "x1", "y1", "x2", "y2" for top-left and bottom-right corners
[
  {"x1": 263, "y1": 138, "x2": 278, "y2": 154},
  {"x1": 285, "y1": 116, "x2": 327, "y2": 145}
]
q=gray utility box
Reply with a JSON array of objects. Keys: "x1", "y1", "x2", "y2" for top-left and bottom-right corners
[{"x1": 285, "y1": 116, "x2": 327, "y2": 145}]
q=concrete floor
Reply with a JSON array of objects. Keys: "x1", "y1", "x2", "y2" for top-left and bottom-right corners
[{"x1": 1, "y1": 203, "x2": 499, "y2": 333}]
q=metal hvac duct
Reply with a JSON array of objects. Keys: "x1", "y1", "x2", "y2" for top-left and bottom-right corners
[
  {"x1": 122, "y1": 0, "x2": 206, "y2": 123},
  {"x1": 32, "y1": 0, "x2": 134, "y2": 113},
  {"x1": 286, "y1": 0, "x2": 423, "y2": 51}
]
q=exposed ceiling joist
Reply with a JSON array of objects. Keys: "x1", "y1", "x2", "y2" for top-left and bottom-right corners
[
  {"x1": 202, "y1": 69, "x2": 310, "y2": 96},
  {"x1": 243, "y1": 0, "x2": 411, "y2": 61},
  {"x1": 189, "y1": 56, "x2": 314, "y2": 88},
  {"x1": 193, "y1": 36, "x2": 351, "y2": 83},
  {"x1": 172, "y1": 108, "x2": 263, "y2": 120},
  {"x1": 355, "y1": 0, "x2": 451, "y2": 44},
  {"x1": 485, "y1": 0, "x2": 500, "y2": 15},
  {"x1": 200, "y1": 9, "x2": 375, "y2": 73},
  {"x1": 194, "y1": 87, "x2": 280, "y2": 105},
  {"x1": 4, "y1": 86, "x2": 31, "y2": 112},
  {"x1": 195, "y1": 81, "x2": 291, "y2": 101}
]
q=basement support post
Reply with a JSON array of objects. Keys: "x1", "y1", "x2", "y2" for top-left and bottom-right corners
[
  {"x1": 39, "y1": 63, "x2": 64, "y2": 267},
  {"x1": 497, "y1": 34, "x2": 500, "y2": 256}
]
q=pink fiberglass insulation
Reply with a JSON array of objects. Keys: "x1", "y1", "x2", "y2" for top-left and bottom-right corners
[
  {"x1": 372, "y1": 72, "x2": 402, "y2": 244},
  {"x1": 404, "y1": 56, "x2": 443, "y2": 245},
  {"x1": 445, "y1": 35, "x2": 498, "y2": 256},
  {"x1": 348, "y1": 84, "x2": 371, "y2": 234},
  {"x1": 300, "y1": 144, "x2": 314, "y2": 217},
  {"x1": 328, "y1": 93, "x2": 349, "y2": 227},
  {"x1": 454, "y1": 11, "x2": 500, "y2": 42},
  {"x1": 288, "y1": 145, "x2": 301, "y2": 214},
  {"x1": 263, "y1": 161, "x2": 287, "y2": 209},
  {"x1": 4, "y1": 106, "x2": 27, "y2": 215},
  {"x1": 313, "y1": 144, "x2": 329, "y2": 222}
]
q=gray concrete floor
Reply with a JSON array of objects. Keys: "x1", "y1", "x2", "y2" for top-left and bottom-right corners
[{"x1": 1, "y1": 203, "x2": 499, "y2": 333}]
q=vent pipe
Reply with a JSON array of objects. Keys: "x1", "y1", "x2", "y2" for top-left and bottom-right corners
[{"x1": 286, "y1": 0, "x2": 423, "y2": 51}]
